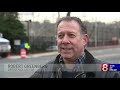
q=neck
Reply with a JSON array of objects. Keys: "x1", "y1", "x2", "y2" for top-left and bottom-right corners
[
  {"x1": 63, "y1": 52, "x2": 85, "y2": 69},
  {"x1": 63, "y1": 52, "x2": 85, "y2": 64}
]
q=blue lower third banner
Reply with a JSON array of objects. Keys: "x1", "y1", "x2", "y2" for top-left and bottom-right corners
[{"x1": 109, "y1": 64, "x2": 120, "y2": 71}]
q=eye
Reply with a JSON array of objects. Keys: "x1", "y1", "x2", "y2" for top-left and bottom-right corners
[
  {"x1": 68, "y1": 33, "x2": 76, "y2": 38},
  {"x1": 57, "y1": 34, "x2": 64, "y2": 39}
]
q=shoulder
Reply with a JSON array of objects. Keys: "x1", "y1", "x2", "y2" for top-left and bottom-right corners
[
  {"x1": 93, "y1": 58, "x2": 108, "y2": 64},
  {"x1": 30, "y1": 54, "x2": 61, "y2": 78},
  {"x1": 30, "y1": 60, "x2": 55, "y2": 78}
]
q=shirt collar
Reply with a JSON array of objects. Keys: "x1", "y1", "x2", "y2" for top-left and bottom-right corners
[
  {"x1": 58, "y1": 53, "x2": 86, "y2": 71},
  {"x1": 59, "y1": 53, "x2": 85, "y2": 64},
  {"x1": 74, "y1": 53, "x2": 85, "y2": 64}
]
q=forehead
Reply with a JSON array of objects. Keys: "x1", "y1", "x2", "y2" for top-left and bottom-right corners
[{"x1": 57, "y1": 20, "x2": 80, "y2": 32}]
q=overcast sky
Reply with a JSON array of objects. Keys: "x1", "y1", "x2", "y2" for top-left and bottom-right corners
[{"x1": 18, "y1": 12, "x2": 120, "y2": 23}]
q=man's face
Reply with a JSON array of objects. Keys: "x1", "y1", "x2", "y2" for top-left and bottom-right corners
[{"x1": 57, "y1": 20, "x2": 88, "y2": 62}]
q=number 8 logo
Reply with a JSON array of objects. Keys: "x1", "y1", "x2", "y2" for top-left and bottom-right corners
[{"x1": 101, "y1": 64, "x2": 109, "y2": 71}]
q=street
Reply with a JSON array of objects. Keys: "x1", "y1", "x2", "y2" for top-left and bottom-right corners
[{"x1": 0, "y1": 47, "x2": 120, "y2": 78}]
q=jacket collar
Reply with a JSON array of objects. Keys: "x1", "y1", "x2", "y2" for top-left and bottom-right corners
[
  {"x1": 84, "y1": 49, "x2": 95, "y2": 64},
  {"x1": 53, "y1": 49, "x2": 96, "y2": 78},
  {"x1": 54, "y1": 49, "x2": 95, "y2": 64}
]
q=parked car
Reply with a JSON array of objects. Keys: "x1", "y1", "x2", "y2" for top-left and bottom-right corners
[
  {"x1": 0, "y1": 37, "x2": 11, "y2": 58},
  {"x1": 46, "y1": 46, "x2": 58, "y2": 51}
]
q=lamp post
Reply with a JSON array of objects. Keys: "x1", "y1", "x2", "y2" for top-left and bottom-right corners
[{"x1": 25, "y1": 20, "x2": 31, "y2": 44}]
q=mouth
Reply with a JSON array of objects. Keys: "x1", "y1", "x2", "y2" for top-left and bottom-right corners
[{"x1": 61, "y1": 47, "x2": 73, "y2": 51}]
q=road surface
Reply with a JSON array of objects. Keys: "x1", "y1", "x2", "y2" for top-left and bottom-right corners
[{"x1": 0, "y1": 47, "x2": 120, "y2": 78}]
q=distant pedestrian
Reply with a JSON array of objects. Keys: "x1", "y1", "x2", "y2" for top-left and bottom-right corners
[
  {"x1": 24, "y1": 42, "x2": 31, "y2": 54},
  {"x1": 20, "y1": 42, "x2": 30, "y2": 54},
  {"x1": 20, "y1": 42, "x2": 25, "y2": 49}
]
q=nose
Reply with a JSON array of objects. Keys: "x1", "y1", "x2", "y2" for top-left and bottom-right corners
[{"x1": 61, "y1": 35, "x2": 70, "y2": 44}]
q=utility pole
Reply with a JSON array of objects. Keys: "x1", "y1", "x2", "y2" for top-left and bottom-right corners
[
  {"x1": 26, "y1": 20, "x2": 31, "y2": 44},
  {"x1": 26, "y1": 21, "x2": 30, "y2": 43},
  {"x1": 32, "y1": 12, "x2": 34, "y2": 22},
  {"x1": 58, "y1": 12, "x2": 60, "y2": 20},
  {"x1": 94, "y1": 22, "x2": 97, "y2": 47}
]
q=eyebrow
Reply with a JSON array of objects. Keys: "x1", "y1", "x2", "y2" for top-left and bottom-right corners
[{"x1": 57, "y1": 31, "x2": 77, "y2": 34}]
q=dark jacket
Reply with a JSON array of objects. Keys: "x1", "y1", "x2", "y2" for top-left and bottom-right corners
[{"x1": 30, "y1": 49, "x2": 120, "y2": 78}]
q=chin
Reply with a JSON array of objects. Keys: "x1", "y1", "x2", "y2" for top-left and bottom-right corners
[{"x1": 61, "y1": 54, "x2": 72, "y2": 59}]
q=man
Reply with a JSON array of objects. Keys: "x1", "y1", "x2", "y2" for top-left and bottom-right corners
[
  {"x1": 30, "y1": 16, "x2": 120, "y2": 78},
  {"x1": 24, "y1": 42, "x2": 31, "y2": 54}
]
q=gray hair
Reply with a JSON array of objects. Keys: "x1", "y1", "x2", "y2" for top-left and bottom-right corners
[{"x1": 56, "y1": 16, "x2": 87, "y2": 35}]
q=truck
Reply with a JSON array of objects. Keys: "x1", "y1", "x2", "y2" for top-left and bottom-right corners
[{"x1": 0, "y1": 33, "x2": 11, "y2": 58}]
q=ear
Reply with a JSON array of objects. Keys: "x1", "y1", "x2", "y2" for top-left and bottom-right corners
[{"x1": 82, "y1": 34, "x2": 89, "y2": 46}]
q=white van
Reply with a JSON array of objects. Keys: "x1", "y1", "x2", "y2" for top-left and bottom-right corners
[{"x1": 0, "y1": 36, "x2": 11, "y2": 58}]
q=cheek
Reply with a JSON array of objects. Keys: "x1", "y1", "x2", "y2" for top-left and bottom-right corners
[
  {"x1": 56, "y1": 40, "x2": 61, "y2": 50},
  {"x1": 74, "y1": 40, "x2": 84, "y2": 49},
  {"x1": 56, "y1": 39, "x2": 60, "y2": 46}
]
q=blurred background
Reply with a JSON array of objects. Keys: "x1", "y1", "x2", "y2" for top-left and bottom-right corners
[
  {"x1": 1, "y1": 12, "x2": 120, "y2": 54},
  {"x1": 0, "y1": 12, "x2": 120, "y2": 78},
  {"x1": 19, "y1": 12, "x2": 120, "y2": 53}
]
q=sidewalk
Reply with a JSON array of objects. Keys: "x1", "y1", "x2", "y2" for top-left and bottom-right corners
[
  {"x1": 9, "y1": 45, "x2": 120, "y2": 59},
  {"x1": 10, "y1": 51, "x2": 59, "y2": 59},
  {"x1": 87, "y1": 45, "x2": 120, "y2": 51}
]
